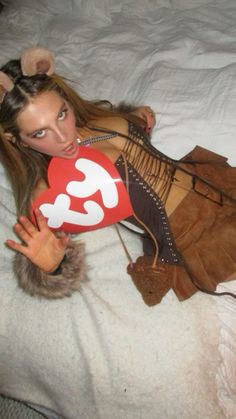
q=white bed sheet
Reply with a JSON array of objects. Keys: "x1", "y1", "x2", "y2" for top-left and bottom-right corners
[{"x1": 0, "y1": 0, "x2": 236, "y2": 418}]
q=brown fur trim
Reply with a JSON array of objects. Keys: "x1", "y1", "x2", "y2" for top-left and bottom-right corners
[{"x1": 13, "y1": 240, "x2": 87, "y2": 299}]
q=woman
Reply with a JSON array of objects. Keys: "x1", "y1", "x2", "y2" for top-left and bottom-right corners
[{"x1": 0, "y1": 47, "x2": 236, "y2": 306}]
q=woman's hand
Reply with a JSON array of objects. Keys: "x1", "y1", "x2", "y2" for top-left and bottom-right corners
[
  {"x1": 130, "y1": 106, "x2": 156, "y2": 134},
  {"x1": 6, "y1": 208, "x2": 69, "y2": 273}
]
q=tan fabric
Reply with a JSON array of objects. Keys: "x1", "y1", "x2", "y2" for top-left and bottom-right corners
[{"x1": 170, "y1": 146, "x2": 236, "y2": 298}]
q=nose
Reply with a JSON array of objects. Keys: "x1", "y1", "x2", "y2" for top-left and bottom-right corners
[{"x1": 54, "y1": 126, "x2": 67, "y2": 143}]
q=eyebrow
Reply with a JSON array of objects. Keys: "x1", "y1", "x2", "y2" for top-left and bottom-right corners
[{"x1": 25, "y1": 101, "x2": 67, "y2": 137}]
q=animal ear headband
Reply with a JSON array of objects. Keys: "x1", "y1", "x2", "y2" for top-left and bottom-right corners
[
  {"x1": 0, "y1": 72, "x2": 14, "y2": 104},
  {"x1": 0, "y1": 46, "x2": 55, "y2": 104},
  {"x1": 21, "y1": 47, "x2": 55, "y2": 76}
]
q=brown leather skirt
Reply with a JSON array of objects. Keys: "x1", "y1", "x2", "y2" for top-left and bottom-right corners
[{"x1": 128, "y1": 146, "x2": 236, "y2": 306}]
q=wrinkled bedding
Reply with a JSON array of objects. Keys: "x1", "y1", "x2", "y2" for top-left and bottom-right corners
[{"x1": 0, "y1": 0, "x2": 236, "y2": 418}]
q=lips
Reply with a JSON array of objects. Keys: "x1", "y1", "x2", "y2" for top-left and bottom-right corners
[{"x1": 62, "y1": 140, "x2": 78, "y2": 156}]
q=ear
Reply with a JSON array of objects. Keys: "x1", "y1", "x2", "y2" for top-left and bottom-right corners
[
  {"x1": 4, "y1": 132, "x2": 15, "y2": 143},
  {"x1": 21, "y1": 47, "x2": 55, "y2": 76}
]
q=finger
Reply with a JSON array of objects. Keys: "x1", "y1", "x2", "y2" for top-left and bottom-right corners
[
  {"x1": 147, "y1": 111, "x2": 156, "y2": 129},
  {"x1": 144, "y1": 114, "x2": 153, "y2": 132},
  {"x1": 18, "y1": 215, "x2": 38, "y2": 236},
  {"x1": 34, "y1": 208, "x2": 49, "y2": 230},
  {"x1": 59, "y1": 235, "x2": 70, "y2": 248},
  {"x1": 5, "y1": 239, "x2": 28, "y2": 255},
  {"x1": 14, "y1": 222, "x2": 33, "y2": 243}
]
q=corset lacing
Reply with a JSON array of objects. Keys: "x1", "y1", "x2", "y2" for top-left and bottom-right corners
[{"x1": 123, "y1": 123, "x2": 177, "y2": 206}]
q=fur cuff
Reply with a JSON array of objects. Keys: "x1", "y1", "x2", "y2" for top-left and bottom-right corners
[{"x1": 13, "y1": 240, "x2": 87, "y2": 299}]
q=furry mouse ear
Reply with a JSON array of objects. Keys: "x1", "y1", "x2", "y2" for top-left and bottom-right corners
[
  {"x1": 21, "y1": 47, "x2": 55, "y2": 76},
  {"x1": 0, "y1": 71, "x2": 14, "y2": 104}
]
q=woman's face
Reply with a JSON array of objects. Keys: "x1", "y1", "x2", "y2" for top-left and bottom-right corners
[{"x1": 16, "y1": 90, "x2": 79, "y2": 159}]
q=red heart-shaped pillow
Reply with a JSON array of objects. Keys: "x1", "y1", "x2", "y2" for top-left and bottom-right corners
[{"x1": 32, "y1": 146, "x2": 133, "y2": 233}]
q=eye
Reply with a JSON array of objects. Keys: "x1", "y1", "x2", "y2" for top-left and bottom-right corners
[
  {"x1": 58, "y1": 108, "x2": 68, "y2": 121},
  {"x1": 33, "y1": 129, "x2": 46, "y2": 139}
]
